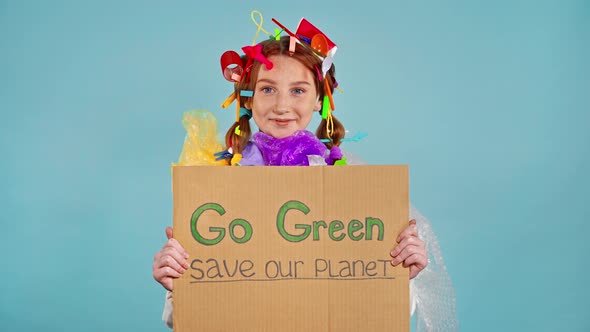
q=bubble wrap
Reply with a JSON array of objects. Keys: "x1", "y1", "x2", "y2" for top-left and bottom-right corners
[{"x1": 410, "y1": 205, "x2": 458, "y2": 332}]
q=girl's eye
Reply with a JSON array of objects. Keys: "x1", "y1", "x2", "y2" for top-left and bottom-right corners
[
  {"x1": 261, "y1": 87, "x2": 273, "y2": 94},
  {"x1": 292, "y1": 88, "x2": 304, "y2": 95}
]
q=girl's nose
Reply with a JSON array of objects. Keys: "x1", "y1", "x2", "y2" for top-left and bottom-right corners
[{"x1": 273, "y1": 94, "x2": 290, "y2": 114}]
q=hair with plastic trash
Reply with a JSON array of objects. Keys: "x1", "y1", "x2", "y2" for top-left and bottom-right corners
[{"x1": 224, "y1": 35, "x2": 345, "y2": 162}]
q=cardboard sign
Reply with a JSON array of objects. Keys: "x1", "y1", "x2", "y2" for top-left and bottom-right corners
[{"x1": 172, "y1": 165, "x2": 409, "y2": 332}]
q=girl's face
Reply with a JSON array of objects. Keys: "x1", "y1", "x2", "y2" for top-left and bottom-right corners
[{"x1": 249, "y1": 55, "x2": 322, "y2": 139}]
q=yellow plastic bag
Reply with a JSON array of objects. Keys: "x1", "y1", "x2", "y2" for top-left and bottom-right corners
[{"x1": 173, "y1": 110, "x2": 226, "y2": 166}]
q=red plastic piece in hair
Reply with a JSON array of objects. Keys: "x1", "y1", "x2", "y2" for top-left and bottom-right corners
[
  {"x1": 295, "y1": 18, "x2": 336, "y2": 51},
  {"x1": 220, "y1": 51, "x2": 244, "y2": 82},
  {"x1": 242, "y1": 44, "x2": 274, "y2": 70}
]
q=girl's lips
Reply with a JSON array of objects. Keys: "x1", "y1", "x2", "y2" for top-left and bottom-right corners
[{"x1": 272, "y1": 119, "x2": 293, "y2": 126}]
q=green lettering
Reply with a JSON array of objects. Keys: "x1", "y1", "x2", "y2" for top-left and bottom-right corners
[
  {"x1": 277, "y1": 200, "x2": 311, "y2": 242},
  {"x1": 348, "y1": 219, "x2": 364, "y2": 241},
  {"x1": 229, "y1": 219, "x2": 253, "y2": 244},
  {"x1": 366, "y1": 217, "x2": 384, "y2": 241},
  {"x1": 312, "y1": 220, "x2": 328, "y2": 241},
  {"x1": 191, "y1": 203, "x2": 226, "y2": 245},
  {"x1": 328, "y1": 220, "x2": 345, "y2": 241}
]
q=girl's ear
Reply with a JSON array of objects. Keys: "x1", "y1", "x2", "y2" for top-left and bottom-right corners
[
  {"x1": 313, "y1": 98, "x2": 322, "y2": 112},
  {"x1": 244, "y1": 98, "x2": 253, "y2": 110}
]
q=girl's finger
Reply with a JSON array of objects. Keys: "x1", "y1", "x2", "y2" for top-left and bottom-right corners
[
  {"x1": 391, "y1": 245, "x2": 421, "y2": 266},
  {"x1": 396, "y1": 219, "x2": 418, "y2": 243},
  {"x1": 153, "y1": 249, "x2": 188, "y2": 271},
  {"x1": 408, "y1": 256, "x2": 428, "y2": 279},
  {"x1": 164, "y1": 238, "x2": 189, "y2": 259},
  {"x1": 159, "y1": 254, "x2": 188, "y2": 273},
  {"x1": 402, "y1": 252, "x2": 427, "y2": 268},
  {"x1": 391, "y1": 236, "x2": 424, "y2": 257},
  {"x1": 153, "y1": 267, "x2": 182, "y2": 290}
]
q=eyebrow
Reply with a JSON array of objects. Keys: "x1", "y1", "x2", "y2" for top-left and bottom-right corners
[{"x1": 256, "y1": 78, "x2": 312, "y2": 86}]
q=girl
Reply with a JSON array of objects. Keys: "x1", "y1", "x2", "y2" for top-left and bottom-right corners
[
  {"x1": 153, "y1": 18, "x2": 455, "y2": 331},
  {"x1": 218, "y1": 39, "x2": 344, "y2": 167}
]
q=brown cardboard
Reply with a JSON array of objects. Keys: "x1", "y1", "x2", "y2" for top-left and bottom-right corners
[{"x1": 172, "y1": 165, "x2": 409, "y2": 332}]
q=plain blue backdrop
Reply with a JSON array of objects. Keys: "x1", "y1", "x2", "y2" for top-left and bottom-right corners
[{"x1": 1, "y1": 0, "x2": 588, "y2": 331}]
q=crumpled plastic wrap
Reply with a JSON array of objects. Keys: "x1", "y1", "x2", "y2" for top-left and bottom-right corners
[
  {"x1": 173, "y1": 110, "x2": 226, "y2": 166},
  {"x1": 251, "y1": 130, "x2": 327, "y2": 166},
  {"x1": 307, "y1": 154, "x2": 327, "y2": 166}
]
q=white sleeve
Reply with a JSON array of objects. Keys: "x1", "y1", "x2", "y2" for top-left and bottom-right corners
[{"x1": 162, "y1": 291, "x2": 174, "y2": 329}]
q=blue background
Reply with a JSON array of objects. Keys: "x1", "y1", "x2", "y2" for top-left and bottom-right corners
[{"x1": 1, "y1": 0, "x2": 588, "y2": 331}]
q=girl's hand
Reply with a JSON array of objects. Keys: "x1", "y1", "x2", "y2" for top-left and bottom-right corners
[
  {"x1": 390, "y1": 219, "x2": 428, "y2": 279},
  {"x1": 152, "y1": 226, "x2": 190, "y2": 291}
]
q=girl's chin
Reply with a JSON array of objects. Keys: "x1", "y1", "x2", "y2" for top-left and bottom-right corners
[
  {"x1": 267, "y1": 128, "x2": 298, "y2": 139},
  {"x1": 272, "y1": 132, "x2": 296, "y2": 139}
]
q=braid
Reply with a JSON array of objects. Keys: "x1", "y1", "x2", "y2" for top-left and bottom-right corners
[
  {"x1": 315, "y1": 68, "x2": 345, "y2": 149},
  {"x1": 316, "y1": 114, "x2": 345, "y2": 149},
  {"x1": 224, "y1": 115, "x2": 252, "y2": 164}
]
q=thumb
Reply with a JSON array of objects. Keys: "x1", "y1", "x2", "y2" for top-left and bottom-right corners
[{"x1": 165, "y1": 226, "x2": 173, "y2": 240}]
